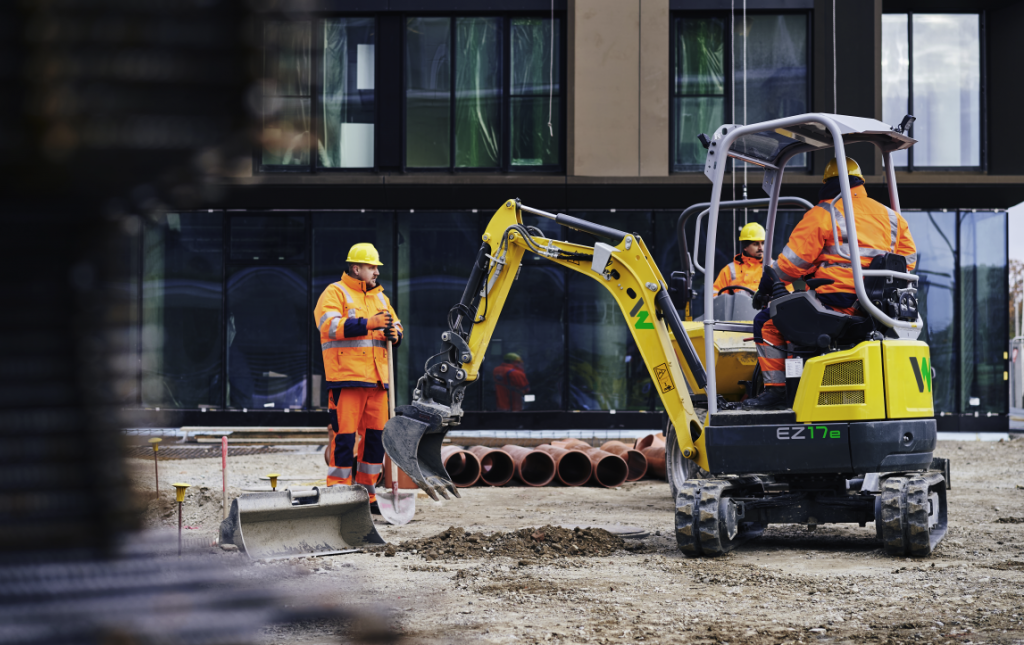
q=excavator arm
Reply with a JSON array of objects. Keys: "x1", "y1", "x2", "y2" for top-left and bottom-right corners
[{"x1": 383, "y1": 199, "x2": 710, "y2": 500}]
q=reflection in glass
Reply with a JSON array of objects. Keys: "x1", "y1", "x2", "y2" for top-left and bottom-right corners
[
  {"x1": 567, "y1": 213, "x2": 655, "y2": 410},
  {"x1": 405, "y1": 18, "x2": 451, "y2": 168},
  {"x1": 311, "y1": 213, "x2": 394, "y2": 408},
  {"x1": 959, "y1": 211, "x2": 1007, "y2": 414},
  {"x1": 912, "y1": 14, "x2": 980, "y2": 167},
  {"x1": 455, "y1": 17, "x2": 502, "y2": 168},
  {"x1": 142, "y1": 213, "x2": 223, "y2": 408},
  {"x1": 263, "y1": 21, "x2": 311, "y2": 166},
  {"x1": 320, "y1": 18, "x2": 376, "y2": 168},
  {"x1": 230, "y1": 215, "x2": 307, "y2": 262},
  {"x1": 881, "y1": 14, "x2": 910, "y2": 167},
  {"x1": 227, "y1": 267, "x2": 308, "y2": 410},
  {"x1": 902, "y1": 212, "x2": 957, "y2": 412},
  {"x1": 735, "y1": 14, "x2": 808, "y2": 168},
  {"x1": 481, "y1": 265, "x2": 565, "y2": 411},
  {"x1": 510, "y1": 18, "x2": 560, "y2": 167},
  {"x1": 672, "y1": 17, "x2": 724, "y2": 170},
  {"x1": 396, "y1": 213, "x2": 483, "y2": 407}
]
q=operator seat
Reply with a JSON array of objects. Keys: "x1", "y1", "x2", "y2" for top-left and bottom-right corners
[{"x1": 769, "y1": 253, "x2": 916, "y2": 351}]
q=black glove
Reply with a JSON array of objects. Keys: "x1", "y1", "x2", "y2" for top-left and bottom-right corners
[
  {"x1": 384, "y1": 324, "x2": 402, "y2": 345},
  {"x1": 752, "y1": 269, "x2": 775, "y2": 310}
]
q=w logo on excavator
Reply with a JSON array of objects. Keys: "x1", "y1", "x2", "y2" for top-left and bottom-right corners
[{"x1": 909, "y1": 357, "x2": 932, "y2": 393}]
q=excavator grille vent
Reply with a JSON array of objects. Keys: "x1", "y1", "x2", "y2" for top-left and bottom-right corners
[
  {"x1": 818, "y1": 390, "x2": 866, "y2": 406},
  {"x1": 821, "y1": 360, "x2": 864, "y2": 386}
]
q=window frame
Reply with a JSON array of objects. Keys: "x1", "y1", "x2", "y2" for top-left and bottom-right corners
[
  {"x1": 400, "y1": 12, "x2": 566, "y2": 174},
  {"x1": 883, "y1": 11, "x2": 987, "y2": 172},
  {"x1": 668, "y1": 9, "x2": 812, "y2": 174}
]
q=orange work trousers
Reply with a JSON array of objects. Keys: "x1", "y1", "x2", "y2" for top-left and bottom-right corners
[{"x1": 327, "y1": 387, "x2": 387, "y2": 502}]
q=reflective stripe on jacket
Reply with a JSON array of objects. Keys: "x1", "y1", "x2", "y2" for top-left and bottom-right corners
[
  {"x1": 772, "y1": 185, "x2": 917, "y2": 295},
  {"x1": 712, "y1": 253, "x2": 763, "y2": 294},
  {"x1": 314, "y1": 272, "x2": 403, "y2": 388}
]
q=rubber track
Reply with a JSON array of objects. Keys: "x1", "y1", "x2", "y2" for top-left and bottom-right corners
[
  {"x1": 675, "y1": 479, "x2": 732, "y2": 557},
  {"x1": 880, "y1": 472, "x2": 945, "y2": 557}
]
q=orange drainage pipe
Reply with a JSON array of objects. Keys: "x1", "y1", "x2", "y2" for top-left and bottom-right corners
[
  {"x1": 634, "y1": 433, "x2": 666, "y2": 451},
  {"x1": 535, "y1": 444, "x2": 592, "y2": 487},
  {"x1": 570, "y1": 447, "x2": 628, "y2": 488},
  {"x1": 440, "y1": 446, "x2": 482, "y2": 487},
  {"x1": 467, "y1": 446, "x2": 515, "y2": 487},
  {"x1": 501, "y1": 445, "x2": 556, "y2": 487},
  {"x1": 551, "y1": 438, "x2": 591, "y2": 450},
  {"x1": 600, "y1": 441, "x2": 648, "y2": 481},
  {"x1": 640, "y1": 445, "x2": 667, "y2": 479}
]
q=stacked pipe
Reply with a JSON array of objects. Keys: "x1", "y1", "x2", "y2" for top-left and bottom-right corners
[
  {"x1": 552, "y1": 439, "x2": 629, "y2": 488},
  {"x1": 634, "y1": 433, "x2": 667, "y2": 479}
]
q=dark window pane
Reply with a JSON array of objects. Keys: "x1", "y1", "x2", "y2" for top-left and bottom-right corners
[
  {"x1": 311, "y1": 212, "x2": 394, "y2": 408},
  {"x1": 481, "y1": 265, "x2": 566, "y2": 411},
  {"x1": 227, "y1": 267, "x2": 309, "y2": 410},
  {"x1": 567, "y1": 213, "x2": 655, "y2": 411},
  {"x1": 912, "y1": 15, "x2": 980, "y2": 167},
  {"x1": 262, "y1": 97, "x2": 310, "y2": 166},
  {"x1": 405, "y1": 17, "x2": 451, "y2": 168},
  {"x1": 320, "y1": 18, "x2": 376, "y2": 168},
  {"x1": 229, "y1": 215, "x2": 307, "y2": 262},
  {"x1": 674, "y1": 17, "x2": 724, "y2": 96},
  {"x1": 901, "y1": 211, "x2": 957, "y2": 413},
  {"x1": 396, "y1": 212, "x2": 482, "y2": 407},
  {"x1": 882, "y1": 14, "x2": 910, "y2": 167},
  {"x1": 672, "y1": 96, "x2": 724, "y2": 169},
  {"x1": 455, "y1": 17, "x2": 502, "y2": 168},
  {"x1": 142, "y1": 212, "x2": 223, "y2": 408},
  {"x1": 510, "y1": 17, "x2": 560, "y2": 168},
  {"x1": 959, "y1": 211, "x2": 1007, "y2": 414},
  {"x1": 265, "y1": 21, "x2": 310, "y2": 96}
]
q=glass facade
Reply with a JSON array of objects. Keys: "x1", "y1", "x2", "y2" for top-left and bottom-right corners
[
  {"x1": 319, "y1": 18, "x2": 376, "y2": 169},
  {"x1": 882, "y1": 13, "x2": 982, "y2": 169},
  {"x1": 262, "y1": 21, "x2": 312, "y2": 168},
  {"x1": 132, "y1": 208, "x2": 1008, "y2": 420},
  {"x1": 671, "y1": 13, "x2": 808, "y2": 171},
  {"x1": 510, "y1": 18, "x2": 561, "y2": 168}
]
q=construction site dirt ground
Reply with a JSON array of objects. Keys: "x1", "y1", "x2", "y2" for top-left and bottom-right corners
[{"x1": 129, "y1": 437, "x2": 1024, "y2": 645}]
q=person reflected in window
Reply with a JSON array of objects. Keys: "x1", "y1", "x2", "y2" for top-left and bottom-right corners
[{"x1": 494, "y1": 352, "x2": 530, "y2": 412}]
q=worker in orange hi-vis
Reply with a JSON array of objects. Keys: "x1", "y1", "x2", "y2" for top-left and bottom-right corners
[
  {"x1": 744, "y1": 156, "x2": 917, "y2": 409},
  {"x1": 314, "y1": 242, "x2": 402, "y2": 514},
  {"x1": 711, "y1": 222, "x2": 767, "y2": 296},
  {"x1": 493, "y1": 353, "x2": 530, "y2": 411}
]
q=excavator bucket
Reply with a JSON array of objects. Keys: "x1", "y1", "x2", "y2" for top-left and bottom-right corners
[
  {"x1": 382, "y1": 405, "x2": 460, "y2": 502},
  {"x1": 218, "y1": 485, "x2": 384, "y2": 560}
]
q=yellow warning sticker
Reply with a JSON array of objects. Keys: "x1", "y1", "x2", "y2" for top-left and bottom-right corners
[{"x1": 654, "y1": 363, "x2": 675, "y2": 393}]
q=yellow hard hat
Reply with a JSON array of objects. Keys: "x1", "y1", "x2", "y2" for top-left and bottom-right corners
[
  {"x1": 346, "y1": 243, "x2": 383, "y2": 266},
  {"x1": 823, "y1": 156, "x2": 863, "y2": 183},
  {"x1": 504, "y1": 352, "x2": 522, "y2": 362},
  {"x1": 738, "y1": 222, "x2": 766, "y2": 243}
]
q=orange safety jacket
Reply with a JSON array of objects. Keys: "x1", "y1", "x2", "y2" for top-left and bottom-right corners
[
  {"x1": 772, "y1": 185, "x2": 917, "y2": 296},
  {"x1": 712, "y1": 253, "x2": 763, "y2": 294},
  {"x1": 493, "y1": 362, "x2": 530, "y2": 411},
  {"x1": 314, "y1": 272, "x2": 403, "y2": 389}
]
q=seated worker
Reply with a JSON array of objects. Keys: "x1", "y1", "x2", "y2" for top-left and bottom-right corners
[
  {"x1": 743, "y1": 156, "x2": 918, "y2": 409},
  {"x1": 711, "y1": 222, "x2": 766, "y2": 295}
]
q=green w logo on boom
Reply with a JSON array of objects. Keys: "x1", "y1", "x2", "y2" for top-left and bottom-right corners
[
  {"x1": 630, "y1": 299, "x2": 655, "y2": 330},
  {"x1": 909, "y1": 357, "x2": 932, "y2": 393}
]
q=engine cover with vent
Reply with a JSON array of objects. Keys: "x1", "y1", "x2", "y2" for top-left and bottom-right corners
[{"x1": 792, "y1": 341, "x2": 886, "y2": 423}]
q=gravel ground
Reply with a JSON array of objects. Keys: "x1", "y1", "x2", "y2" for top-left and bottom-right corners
[{"x1": 128, "y1": 437, "x2": 1024, "y2": 645}]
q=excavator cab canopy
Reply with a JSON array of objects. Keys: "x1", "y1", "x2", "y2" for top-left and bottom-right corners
[{"x1": 698, "y1": 113, "x2": 920, "y2": 415}]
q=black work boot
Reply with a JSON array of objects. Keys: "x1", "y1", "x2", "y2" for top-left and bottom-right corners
[
  {"x1": 369, "y1": 501, "x2": 381, "y2": 516},
  {"x1": 742, "y1": 386, "x2": 788, "y2": 409}
]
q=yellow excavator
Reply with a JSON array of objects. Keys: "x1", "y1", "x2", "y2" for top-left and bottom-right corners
[{"x1": 384, "y1": 113, "x2": 948, "y2": 557}]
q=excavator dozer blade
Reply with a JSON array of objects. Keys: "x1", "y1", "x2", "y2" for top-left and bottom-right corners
[
  {"x1": 219, "y1": 485, "x2": 384, "y2": 560},
  {"x1": 382, "y1": 405, "x2": 460, "y2": 502}
]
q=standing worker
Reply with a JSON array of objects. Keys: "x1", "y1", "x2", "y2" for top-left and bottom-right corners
[
  {"x1": 314, "y1": 243, "x2": 403, "y2": 512},
  {"x1": 493, "y1": 353, "x2": 530, "y2": 411},
  {"x1": 744, "y1": 156, "x2": 917, "y2": 409},
  {"x1": 711, "y1": 222, "x2": 767, "y2": 295}
]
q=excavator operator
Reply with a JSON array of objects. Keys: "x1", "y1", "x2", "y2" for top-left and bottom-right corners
[
  {"x1": 711, "y1": 221, "x2": 767, "y2": 295},
  {"x1": 743, "y1": 156, "x2": 918, "y2": 409}
]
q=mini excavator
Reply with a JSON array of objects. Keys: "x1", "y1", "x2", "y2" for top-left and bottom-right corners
[{"x1": 384, "y1": 113, "x2": 949, "y2": 557}]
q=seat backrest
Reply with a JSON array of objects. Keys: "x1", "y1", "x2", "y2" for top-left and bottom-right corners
[
  {"x1": 769, "y1": 290, "x2": 853, "y2": 348},
  {"x1": 712, "y1": 292, "x2": 758, "y2": 322}
]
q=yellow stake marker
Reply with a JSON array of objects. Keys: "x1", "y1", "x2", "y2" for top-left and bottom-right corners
[
  {"x1": 268, "y1": 474, "x2": 279, "y2": 492},
  {"x1": 148, "y1": 437, "x2": 162, "y2": 498},
  {"x1": 172, "y1": 482, "x2": 190, "y2": 556}
]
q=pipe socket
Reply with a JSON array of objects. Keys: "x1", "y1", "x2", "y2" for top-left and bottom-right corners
[
  {"x1": 501, "y1": 445, "x2": 556, "y2": 487},
  {"x1": 467, "y1": 446, "x2": 515, "y2": 487},
  {"x1": 440, "y1": 446, "x2": 482, "y2": 487},
  {"x1": 634, "y1": 433, "x2": 666, "y2": 451},
  {"x1": 639, "y1": 445, "x2": 667, "y2": 479},
  {"x1": 535, "y1": 444, "x2": 593, "y2": 486}
]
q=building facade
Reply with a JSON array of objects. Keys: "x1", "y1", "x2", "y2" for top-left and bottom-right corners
[{"x1": 125, "y1": 0, "x2": 1023, "y2": 433}]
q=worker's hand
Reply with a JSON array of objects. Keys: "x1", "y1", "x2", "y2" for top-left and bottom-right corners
[
  {"x1": 367, "y1": 311, "x2": 393, "y2": 330},
  {"x1": 752, "y1": 270, "x2": 775, "y2": 309},
  {"x1": 384, "y1": 325, "x2": 401, "y2": 344}
]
